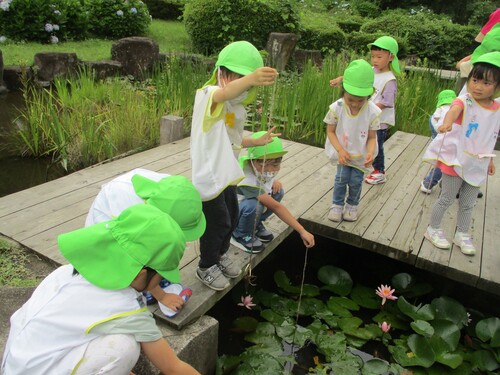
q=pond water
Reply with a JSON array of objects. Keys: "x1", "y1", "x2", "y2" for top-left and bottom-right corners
[
  {"x1": 206, "y1": 232, "x2": 500, "y2": 374},
  {"x1": 0, "y1": 91, "x2": 65, "y2": 197}
]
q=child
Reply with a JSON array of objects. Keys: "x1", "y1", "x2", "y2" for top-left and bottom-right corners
[
  {"x1": 420, "y1": 90, "x2": 457, "y2": 194},
  {"x1": 190, "y1": 41, "x2": 278, "y2": 291},
  {"x1": 325, "y1": 59, "x2": 381, "y2": 222},
  {"x1": 330, "y1": 36, "x2": 399, "y2": 185},
  {"x1": 1, "y1": 204, "x2": 200, "y2": 375},
  {"x1": 85, "y1": 168, "x2": 206, "y2": 314},
  {"x1": 423, "y1": 52, "x2": 500, "y2": 256},
  {"x1": 231, "y1": 131, "x2": 315, "y2": 252}
]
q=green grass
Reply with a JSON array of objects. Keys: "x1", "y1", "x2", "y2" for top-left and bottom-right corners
[{"x1": 1, "y1": 20, "x2": 192, "y2": 66}]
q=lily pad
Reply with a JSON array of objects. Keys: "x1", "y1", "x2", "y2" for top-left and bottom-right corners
[
  {"x1": 260, "y1": 309, "x2": 286, "y2": 326},
  {"x1": 431, "y1": 296, "x2": 467, "y2": 327},
  {"x1": 476, "y1": 317, "x2": 500, "y2": 347},
  {"x1": 431, "y1": 319, "x2": 461, "y2": 351},
  {"x1": 398, "y1": 295, "x2": 435, "y2": 321},
  {"x1": 318, "y1": 265, "x2": 353, "y2": 296},
  {"x1": 407, "y1": 334, "x2": 436, "y2": 368},
  {"x1": 328, "y1": 296, "x2": 360, "y2": 311},
  {"x1": 350, "y1": 284, "x2": 380, "y2": 309},
  {"x1": 391, "y1": 273, "x2": 414, "y2": 290},
  {"x1": 411, "y1": 320, "x2": 434, "y2": 337},
  {"x1": 327, "y1": 297, "x2": 353, "y2": 318},
  {"x1": 273, "y1": 270, "x2": 320, "y2": 297},
  {"x1": 362, "y1": 358, "x2": 389, "y2": 375},
  {"x1": 232, "y1": 316, "x2": 259, "y2": 333}
]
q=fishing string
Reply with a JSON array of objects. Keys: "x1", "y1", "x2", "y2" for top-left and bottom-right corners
[{"x1": 290, "y1": 245, "x2": 309, "y2": 354}]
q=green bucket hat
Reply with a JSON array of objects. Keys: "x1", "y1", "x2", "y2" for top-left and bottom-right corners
[
  {"x1": 239, "y1": 131, "x2": 288, "y2": 168},
  {"x1": 473, "y1": 51, "x2": 500, "y2": 68},
  {"x1": 436, "y1": 89, "x2": 457, "y2": 108},
  {"x1": 131, "y1": 175, "x2": 206, "y2": 242},
  {"x1": 204, "y1": 41, "x2": 264, "y2": 87},
  {"x1": 58, "y1": 204, "x2": 186, "y2": 290},
  {"x1": 471, "y1": 24, "x2": 500, "y2": 63},
  {"x1": 368, "y1": 36, "x2": 400, "y2": 75},
  {"x1": 342, "y1": 59, "x2": 375, "y2": 97}
]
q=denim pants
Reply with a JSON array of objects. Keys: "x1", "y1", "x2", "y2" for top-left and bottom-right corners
[
  {"x1": 233, "y1": 188, "x2": 284, "y2": 239},
  {"x1": 373, "y1": 128, "x2": 388, "y2": 173},
  {"x1": 332, "y1": 165, "x2": 364, "y2": 206},
  {"x1": 423, "y1": 116, "x2": 442, "y2": 188},
  {"x1": 199, "y1": 186, "x2": 239, "y2": 269}
]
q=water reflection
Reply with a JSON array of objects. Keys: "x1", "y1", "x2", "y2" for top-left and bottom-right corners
[{"x1": 0, "y1": 91, "x2": 65, "y2": 197}]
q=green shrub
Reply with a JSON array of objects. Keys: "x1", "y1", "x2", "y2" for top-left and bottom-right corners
[
  {"x1": 335, "y1": 15, "x2": 364, "y2": 33},
  {"x1": 143, "y1": 0, "x2": 184, "y2": 20},
  {"x1": 0, "y1": 0, "x2": 88, "y2": 43},
  {"x1": 183, "y1": 0, "x2": 300, "y2": 55},
  {"x1": 86, "y1": 0, "x2": 151, "y2": 39},
  {"x1": 298, "y1": 11, "x2": 346, "y2": 54},
  {"x1": 361, "y1": 9, "x2": 476, "y2": 67},
  {"x1": 350, "y1": 0, "x2": 380, "y2": 18}
]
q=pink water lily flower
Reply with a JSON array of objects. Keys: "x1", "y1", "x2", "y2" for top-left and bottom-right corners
[
  {"x1": 238, "y1": 295, "x2": 256, "y2": 310},
  {"x1": 379, "y1": 321, "x2": 391, "y2": 333},
  {"x1": 376, "y1": 284, "x2": 398, "y2": 305}
]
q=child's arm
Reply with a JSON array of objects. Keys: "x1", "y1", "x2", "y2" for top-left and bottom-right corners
[
  {"x1": 212, "y1": 67, "x2": 278, "y2": 104},
  {"x1": 150, "y1": 284, "x2": 184, "y2": 312},
  {"x1": 329, "y1": 75, "x2": 343, "y2": 88},
  {"x1": 257, "y1": 193, "x2": 315, "y2": 248},
  {"x1": 327, "y1": 123, "x2": 350, "y2": 164},
  {"x1": 364, "y1": 129, "x2": 377, "y2": 167},
  {"x1": 141, "y1": 339, "x2": 200, "y2": 375},
  {"x1": 438, "y1": 104, "x2": 462, "y2": 133}
]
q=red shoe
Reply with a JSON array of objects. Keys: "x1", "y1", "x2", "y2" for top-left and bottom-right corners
[{"x1": 365, "y1": 169, "x2": 386, "y2": 184}]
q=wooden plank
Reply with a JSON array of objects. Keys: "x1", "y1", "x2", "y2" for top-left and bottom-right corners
[{"x1": 477, "y1": 150, "x2": 500, "y2": 294}]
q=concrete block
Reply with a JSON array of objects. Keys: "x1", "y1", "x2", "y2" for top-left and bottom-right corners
[{"x1": 160, "y1": 115, "x2": 185, "y2": 145}]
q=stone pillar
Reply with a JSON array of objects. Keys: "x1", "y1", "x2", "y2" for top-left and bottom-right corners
[
  {"x1": 160, "y1": 115, "x2": 184, "y2": 145},
  {"x1": 294, "y1": 49, "x2": 323, "y2": 72},
  {"x1": 33, "y1": 52, "x2": 80, "y2": 85},
  {"x1": 266, "y1": 33, "x2": 298, "y2": 71},
  {"x1": 0, "y1": 49, "x2": 8, "y2": 94}
]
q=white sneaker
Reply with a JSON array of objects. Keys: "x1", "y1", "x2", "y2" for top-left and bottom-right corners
[
  {"x1": 420, "y1": 180, "x2": 432, "y2": 194},
  {"x1": 343, "y1": 204, "x2": 358, "y2": 221},
  {"x1": 365, "y1": 170, "x2": 386, "y2": 185},
  {"x1": 424, "y1": 226, "x2": 450, "y2": 249},
  {"x1": 454, "y1": 232, "x2": 476, "y2": 256},
  {"x1": 328, "y1": 204, "x2": 343, "y2": 222}
]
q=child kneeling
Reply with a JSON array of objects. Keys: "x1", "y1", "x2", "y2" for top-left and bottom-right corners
[{"x1": 231, "y1": 131, "x2": 315, "y2": 253}]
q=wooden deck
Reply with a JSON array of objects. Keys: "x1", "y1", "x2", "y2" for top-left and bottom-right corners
[{"x1": 0, "y1": 131, "x2": 499, "y2": 330}]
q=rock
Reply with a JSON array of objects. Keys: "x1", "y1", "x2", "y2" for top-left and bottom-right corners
[
  {"x1": 33, "y1": 52, "x2": 80, "y2": 83},
  {"x1": 0, "y1": 49, "x2": 9, "y2": 94},
  {"x1": 81, "y1": 60, "x2": 123, "y2": 80},
  {"x1": 293, "y1": 49, "x2": 323, "y2": 71},
  {"x1": 111, "y1": 37, "x2": 160, "y2": 79}
]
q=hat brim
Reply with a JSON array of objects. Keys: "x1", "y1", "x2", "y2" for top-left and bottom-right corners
[
  {"x1": 181, "y1": 213, "x2": 206, "y2": 242},
  {"x1": 58, "y1": 220, "x2": 183, "y2": 290},
  {"x1": 343, "y1": 81, "x2": 374, "y2": 97}
]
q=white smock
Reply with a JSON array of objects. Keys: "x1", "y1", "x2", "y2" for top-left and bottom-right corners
[
  {"x1": 85, "y1": 168, "x2": 168, "y2": 226},
  {"x1": 1, "y1": 265, "x2": 158, "y2": 375},
  {"x1": 372, "y1": 70, "x2": 396, "y2": 125},
  {"x1": 423, "y1": 94, "x2": 500, "y2": 186},
  {"x1": 190, "y1": 85, "x2": 246, "y2": 201},
  {"x1": 324, "y1": 98, "x2": 381, "y2": 173}
]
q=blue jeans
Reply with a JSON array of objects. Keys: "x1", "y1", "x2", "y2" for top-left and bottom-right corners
[
  {"x1": 423, "y1": 117, "x2": 442, "y2": 189},
  {"x1": 233, "y1": 188, "x2": 284, "y2": 239},
  {"x1": 373, "y1": 128, "x2": 388, "y2": 173},
  {"x1": 332, "y1": 165, "x2": 364, "y2": 206}
]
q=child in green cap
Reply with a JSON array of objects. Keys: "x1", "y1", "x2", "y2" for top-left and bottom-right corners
[
  {"x1": 85, "y1": 168, "x2": 206, "y2": 315},
  {"x1": 423, "y1": 51, "x2": 500, "y2": 256},
  {"x1": 1, "y1": 204, "x2": 200, "y2": 375},
  {"x1": 420, "y1": 89, "x2": 457, "y2": 194},
  {"x1": 330, "y1": 35, "x2": 399, "y2": 185},
  {"x1": 325, "y1": 59, "x2": 381, "y2": 222},
  {"x1": 231, "y1": 131, "x2": 315, "y2": 252},
  {"x1": 190, "y1": 41, "x2": 279, "y2": 291}
]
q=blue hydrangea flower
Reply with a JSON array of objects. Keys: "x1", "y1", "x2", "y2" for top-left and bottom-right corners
[
  {"x1": 53, "y1": 24, "x2": 60, "y2": 31},
  {"x1": 45, "y1": 23, "x2": 54, "y2": 32},
  {"x1": 0, "y1": 0, "x2": 12, "y2": 12},
  {"x1": 116, "y1": 9, "x2": 124, "y2": 16},
  {"x1": 130, "y1": 7, "x2": 137, "y2": 14},
  {"x1": 50, "y1": 35, "x2": 59, "y2": 44},
  {"x1": 54, "y1": 9, "x2": 61, "y2": 15},
  {"x1": 0, "y1": 36, "x2": 6, "y2": 43}
]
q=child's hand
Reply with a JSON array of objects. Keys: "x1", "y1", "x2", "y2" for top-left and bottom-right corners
[
  {"x1": 338, "y1": 148, "x2": 351, "y2": 165},
  {"x1": 159, "y1": 293, "x2": 185, "y2": 312},
  {"x1": 364, "y1": 152, "x2": 374, "y2": 167},
  {"x1": 272, "y1": 179, "x2": 283, "y2": 194},
  {"x1": 329, "y1": 76, "x2": 343, "y2": 88},
  {"x1": 254, "y1": 126, "x2": 281, "y2": 145},
  {"x1": 438, "y1": 123, "x2": 452, "y2": 133},
  {"x1": 300, "y1": 230, "x2": 315, "y2": 248},
  {"x1": 488, "y1": 160, "x2": 495, "y2": 175},
  {"x1": 250, "y1": 67, "x2": 278, "y2": 87}
]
